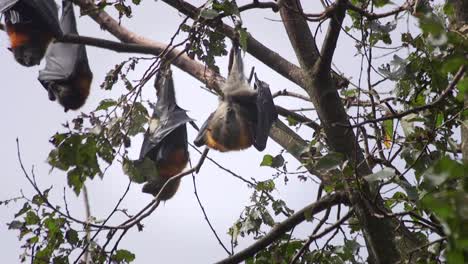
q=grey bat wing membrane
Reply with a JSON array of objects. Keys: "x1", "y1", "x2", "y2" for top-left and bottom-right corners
[
  {"x1": 0, "y1": 0, "x2": 62, "y2": 37},
  {"x1": 0, "y1": 0, "x2": 18, "y2": 13},
  {"x1": 38, "y1": 1, "x2": 90, "y2": 84},
  {"x1": 139, "y1": 108, "x2": 192, "y2": 159},
  {"x1": 253, "y1": 75, "x2": 278, "y2": 151},
  {"x1": 139, "y1": 66, "x2": 193, "y2": 159}
]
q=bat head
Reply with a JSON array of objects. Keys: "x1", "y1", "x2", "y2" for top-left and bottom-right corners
[
  {"x1": 8, "y1": 35, "x2": 49, "y2": 66},
  {"x1": 44, "y1": 68, "x2": 92, "y2": 112},
  {"x1": 142, "y1": 178, "x2": 181, "y2": 201},
  {"x1": 6, "y1": 18, "x2": 54, "y2": 67}
]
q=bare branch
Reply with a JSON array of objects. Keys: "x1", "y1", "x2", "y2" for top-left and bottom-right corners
[
  {"x1": 348, "y1": 65, "x2": 466, "y2": 128},
  {"x1": 215, "y1": 192, "x2": 348, "y2": 264},
  {"x1": 289, "y1": 209, "x2": 354, "y2": 264},
  {"x1": 276, "y1": 105, "x2": 321, "y2": 131},
  {"x1": 272, "y1": 89, "x2": 311, "y2": 101},
  {"x1": 347, "y1": 2, "x2": 412, "y2": 20},
  {"x1": 238, "y1": 1, "x2": 279, "y2": 13}
]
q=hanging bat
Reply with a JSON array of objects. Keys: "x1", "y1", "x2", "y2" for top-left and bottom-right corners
[
  {"x1": 38, "y1": 0, "x2": 93, "y2": 112},
  {"x1": 194, "y1": 43, "x2": 278, "y2": 152},
  {"x1": 1, "y1": 0, "x2": 62, "y2": 66},
  {"x1": 137, "y1": 64, "x2": 193, "y2": 200}
]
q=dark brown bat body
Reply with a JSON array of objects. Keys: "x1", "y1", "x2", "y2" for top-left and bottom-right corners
[
  {"x1": 1, "y1": 0, "x2": 62, "y2": 66},
  {"x1": 43, "y1": 61, "x2": 93, "y2": 111},
  {"x1": 137, "y1": 65, "x2": 192, "y2": 200},
  {"x1": 194, "y1": 44, "x2": 277, "y2": 152},
  {"x1": 141, "y1": 124, "x2": 189, "y2": 200}
]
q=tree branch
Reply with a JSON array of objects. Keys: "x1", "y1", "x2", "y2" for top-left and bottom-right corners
[
  {"x1": 316, "y1": 0, "x2": 347, "y2": 76},
  {"x1": 215, "y1": 192, "x2": 348, "y2": 264},
  {"x1": 347, "y1": 2, "x2": 412, "y2": 20},
  {"x1": 74, "y1": 0, "x2": 224, "y2": 93},
  {"x1": 290, "y1": 209, "x2": 354, "y2": 264},
  {"x1": 161, "y1": 0, "x2": 305, "y2": 88},
  {"x1": 279, "y1": 0, "x2": 320, "y2": 74},
  {"x1": 279, "y1": 0, "x2": 424, "y2": 262},
  {"x1": 348, "y1": 65, "x2": 466, "y2": 128},
  {"x1": 238, "y1": 1, "x2": 279, "y2": 13},
  {"x1": 275, "y1": 105, "x2": 321, "y2": 131}
]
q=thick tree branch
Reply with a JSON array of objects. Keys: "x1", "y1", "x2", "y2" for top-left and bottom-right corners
[
  {"x1": 69, "y1": 0, "x2": 323, "y2": 183},
  {"x1": 215, "y1": 192, "x2": 348, "y2": 264},
  {"x1": 316, "y1": 0, "x2": 347, "y2": 76},
  {"x1": 277, "y1": 0, "x2": 320, "y2": 74},
  {"x1": 74, "y1": 0, "x2": 224, "y2": 93},
  {"x1": 279, "y1": 0, "x2": 425, "y2": 262},
  {"x1": 161, "y1": 0, "x2": 305, "y2": 88}
]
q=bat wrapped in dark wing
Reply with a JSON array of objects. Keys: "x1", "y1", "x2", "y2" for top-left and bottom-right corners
[
  {"x1": 38, "y1": 0, "x2": 92, "y2": 112},
  {"x1": 136, "y1": 64, "x2": 193, "y2": 200}
]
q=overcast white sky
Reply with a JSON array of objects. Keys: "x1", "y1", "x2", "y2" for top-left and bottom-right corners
[{"x1": 0, "y1": 0, "x2": 415, "y2": 263}]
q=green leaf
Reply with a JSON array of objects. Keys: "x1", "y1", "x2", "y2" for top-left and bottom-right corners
[
  {"x1": 65, "y1": 229, "x2": 79, "y2": 245},
  {"x1": 67, "y1": 168, "x2": 84, "y2": 195},
  {"x1": 96, "y1": 99, "x2": 117, "y2": 111},
  {"x1": 27, "y1": 236, "x2": 39, "y2": 244},
  {"x1": 364, "y1": 168, "x2": 395, "y2": 182},
  {"x1": 124, "y1": 158, "x2": 154, "y2": 183},
  {"x1": 287, "y1": 115, "x2": 298, "y2": 126},
  {"x1": 25, "y1": 211, "x2": 40, "y2": 225},
  {"x1": 422, "y1": 195, "x2": 454, "y2": 219},
  {"x1": 401, "y1": 113, "x2": 417, "y2": 136},
  {"x1": 374, "y1": 0, "x2": 390, "y2": 7},
  {"x1": 15, "y1": 202, "x2": 31, "y2": 218},
  {"x1": 238, "y1": 27, "x2": 249, "y2": 51},
  {"x1": 52, "y1": 256, "x2": 68, "y2": 264},
  {"x1": 256, "y1": 180, "x2": 275, "y2": 192},
  {"x1": 260, "y1": 154, "x2": 284, "y2": 168},
  {"x1": 7, "y1": 220, "x2": 23, "y2": 229},
  {"x1": 112, "y1": 249, "x2": 136, "y2": 263},
  {"x1": 315, "y1": 152, "x2": 344, "y2": 171},
  {"x1": 200, "y1": 9, "x2": 219, "y2": 19},
  {"x1": 260, "y1": 154, "x2": 273, "y2": 167},
  {"x1": 260, "y1": 210, "x2": 275, "y2": 226},
  {"x1": 456, "y1": 76, "x2": 468, "y2": 93},
  {"x1": 441, "y1": 56, "x2": 465, "y2": 74}
]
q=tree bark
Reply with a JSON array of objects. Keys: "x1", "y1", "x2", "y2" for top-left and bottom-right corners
[
  {"x1": 279, "y1": 0, "x2": 424, "y2": 262},
  {"x1": 447, "y1": 0, "x2": 468, "y2": 163}
]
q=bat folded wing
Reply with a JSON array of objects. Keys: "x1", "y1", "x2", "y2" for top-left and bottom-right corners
[
  {"x1": 253, "y1": 74, "x2": 278, "y2": 151},
  {"x1": 139, "y1": 108, "x2": 193, "y2": 159},
  {"x1": 38, "y1": 0, "x2": 88, "y2": 83},
  {"x1": 0, "y1": 0, "x2": 18, "y2": 13}
]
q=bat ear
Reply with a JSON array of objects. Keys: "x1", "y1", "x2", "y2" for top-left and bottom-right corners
[{"x1": 7, "y1": 47, "x2": 12, "y2": 53}]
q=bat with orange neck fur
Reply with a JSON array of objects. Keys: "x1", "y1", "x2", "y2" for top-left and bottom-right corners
[
  {"x1": 1, "y1": 0, "x2": 62, "y2": 66},
  {"x1": 194, "y1": 43, "x2": 278, "y2": 152}
]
